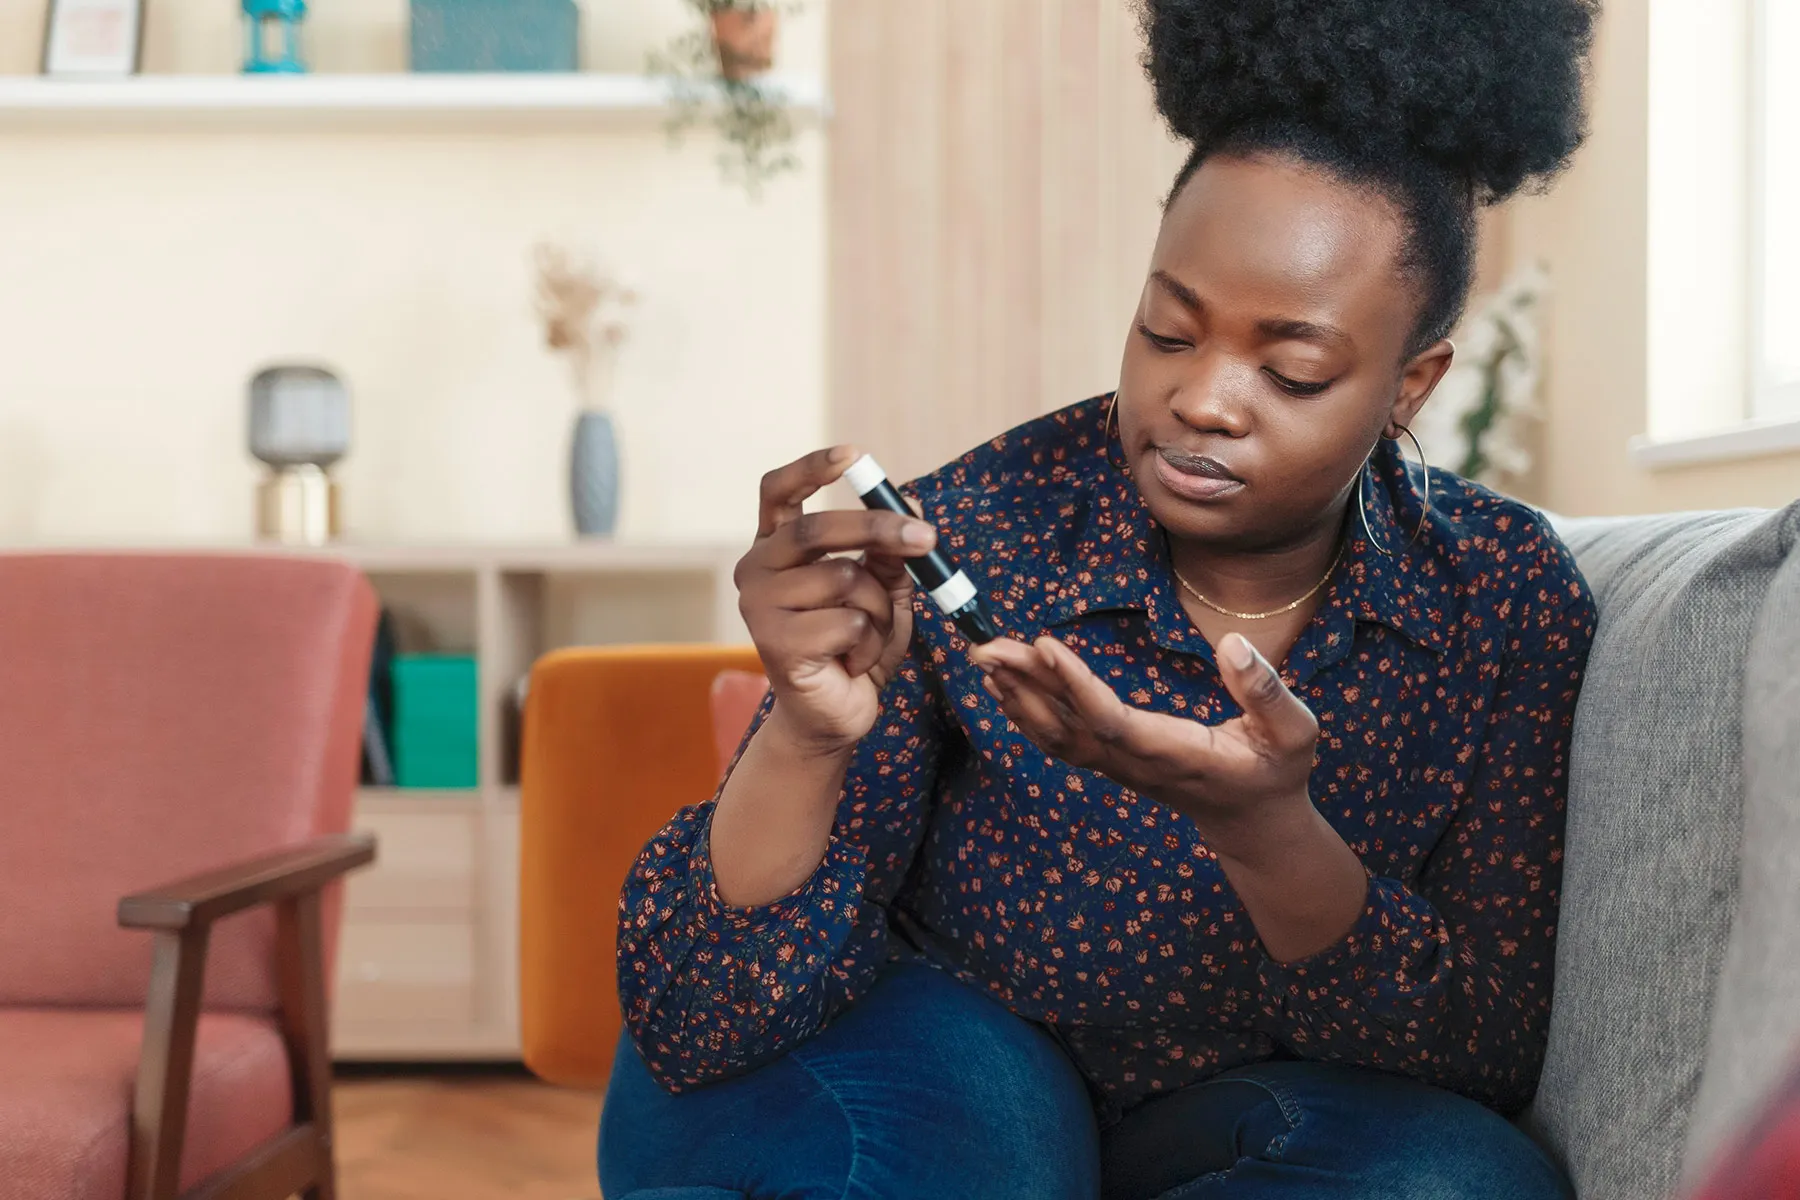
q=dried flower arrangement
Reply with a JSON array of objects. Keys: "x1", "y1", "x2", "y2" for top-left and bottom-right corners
[{"x1": 533, "y1": 242, "x2": 638, "y2": 413}]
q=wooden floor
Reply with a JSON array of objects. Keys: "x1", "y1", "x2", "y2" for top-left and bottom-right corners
[{"x1": 333, "y1": 1067, "x2": 605, "y2": 1200}]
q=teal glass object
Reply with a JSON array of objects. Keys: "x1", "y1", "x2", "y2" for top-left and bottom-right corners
[
  {"x1": 390, "y1": 654, "x2": 480, "y2": 789},
  {"x1": 410, "y1": 0, "x2": 581, "y2": 72},
  {"x1": 243, "y1": 0, "x2": 309, "y2": 74}
]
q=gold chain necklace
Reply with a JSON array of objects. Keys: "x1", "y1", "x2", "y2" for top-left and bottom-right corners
[{"x1": 1170, "y1": 544, "x2": 1345, "y2": 621}]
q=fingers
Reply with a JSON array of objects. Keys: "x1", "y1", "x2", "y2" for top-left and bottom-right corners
[
  {"x1": 1034, "y1": 637, "x2": 1204, "y2": 769},
  {"x1": 977, "y1": 637, "x2": 1098, "y2": 759},
  {"x1": 982, "y1": 663, "x2": 1079, "y2": 752},
  {"x1": 751, "y1": 508, "x2": 937, "y2": 572},
  {"x1": 857, "y1": 492, "x2": 930, "y2": 600},
  {"x1": 771, "y1": 607, "x2": 880, "y2": 666},
  {"x1": 737, "y1": 452, "x2": 935, "y2": 694},
  {"x1": 754, "y1": 447, "x2": 937, "y2": 544},
  {"x1": 757, "y1": 445, "x2": 858, "y2": 537},
  {"x1": 1033, "y1": 637, "x2": 1136, "y2": 748},
  {"x1": 759, "y1": 557, "x2": 896, "y2": 622},
  {"x1": 840, "y1": 617, "x2": 894, "y2": 679},
  {"x1": 1217, "y1": 633, "x2": 1320, "y2": 752},
  {"x1": 746, "y1": 558, "x2": 898, "y2": 679},
  {"x1": 968, "y1": 635, "x2": 1041, "y2": 676},
  {"x1": 859, "y1": 548, "x2": 916, "y2": 603}
]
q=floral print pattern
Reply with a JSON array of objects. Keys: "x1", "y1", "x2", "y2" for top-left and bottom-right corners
[{"x1": 618, "y1": 395, "x2": 1596, "y2": 1124}]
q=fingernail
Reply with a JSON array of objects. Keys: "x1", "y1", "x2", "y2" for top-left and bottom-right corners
[
  {"x1": 829, "y1": 446, "x2": 854, "y2": 464},
  {"x1": 1225, "y1": 633, "x2": 1256, "y2": 670},
  {"x1": 903, "y1": 522, "x2": 935, "y2": 550}
]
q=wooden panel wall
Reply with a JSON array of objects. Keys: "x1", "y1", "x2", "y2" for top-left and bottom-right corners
[
  {"x1": 828, "y1": 0, "x2": 1188, "y2": 482},
  {"x1": 826, "y1": 2, "x2": 1512, "y2": 483}
]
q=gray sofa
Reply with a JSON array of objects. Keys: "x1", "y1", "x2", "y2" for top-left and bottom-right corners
[{"x1": 1524, "y1": 500, "x2": 1800, "y2": 1199}]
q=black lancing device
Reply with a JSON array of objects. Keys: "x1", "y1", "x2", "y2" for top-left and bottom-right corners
[{"x1": 842, "y1": 454, "x2": 1000, "y2": 645}]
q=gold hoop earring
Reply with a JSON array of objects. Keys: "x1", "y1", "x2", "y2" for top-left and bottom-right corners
[
  {"x1": 1394, "y1": 424, "x2": 1431, "y2": 544},
  {"x1": 1357, "y1": 455, "x2": 1393, "y2": 558},
  {"x1": 1357, "y1": 426, "x2": 1432, "y2": 557},
  {"x1": 1101, "y1": 390, "x2": 1130, "y2": 475}
]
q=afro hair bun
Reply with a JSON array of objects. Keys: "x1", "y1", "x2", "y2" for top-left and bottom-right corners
[{"x1": 1140, "y1": 0, "x2": 1599, "y2": 204}]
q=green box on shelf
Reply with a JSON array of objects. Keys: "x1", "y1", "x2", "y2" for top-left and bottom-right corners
[
  {"x1": 409, "y1": 0, "x2": 580, "y2": 73},
  {"x1": 391, "y1": 653, "x2": 479, "y2": 789}
]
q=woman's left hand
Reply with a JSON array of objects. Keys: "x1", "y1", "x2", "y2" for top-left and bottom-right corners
[{"x1": 967, "y1": 633, "x2": 1321, "y2": 852}]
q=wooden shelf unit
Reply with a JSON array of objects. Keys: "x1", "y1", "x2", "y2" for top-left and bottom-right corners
[{"x1": 295, "y1": 540, "x2": 745, "y2": 1061}]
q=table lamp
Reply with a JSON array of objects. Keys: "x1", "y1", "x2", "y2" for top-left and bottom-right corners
[{"x1": 248, "y1": 364, "x2": 348, "y2": 545}]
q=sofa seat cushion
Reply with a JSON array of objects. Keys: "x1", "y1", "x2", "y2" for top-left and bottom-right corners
[
  {"x1": 0, "y1": 1008, "x2": 293, "y2": 1200},
  {"x1": 1528, "y1": 505, "x2": 1798, "y2": 1200}
]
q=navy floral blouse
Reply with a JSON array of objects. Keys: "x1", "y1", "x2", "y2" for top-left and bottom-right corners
[{"x1": 618, "y1": 395, "x2": 1597, "y2": 1122}]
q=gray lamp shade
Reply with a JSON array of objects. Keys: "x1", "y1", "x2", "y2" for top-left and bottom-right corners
[{"x1": 248, "y1": 365, "x2": 350, "y2": 468}]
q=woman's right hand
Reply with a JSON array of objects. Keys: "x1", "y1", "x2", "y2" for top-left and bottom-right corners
[{"x1": 734, "y1": 446, "x2": 937, "y2": 759}]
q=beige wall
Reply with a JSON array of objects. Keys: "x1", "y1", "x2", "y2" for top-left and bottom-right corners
[
  {"x1": 1508, "y1": 0, "x2": 1800, "y2": 516},
  {"x1": 0, "y1": 0, "x2": 826, "y2": 545}
]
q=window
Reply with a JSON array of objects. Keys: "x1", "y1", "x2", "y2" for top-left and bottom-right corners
[
  {"x1": 1753, "y1": 0, "x2": 1800, "y2": 419},
  {"x1": 1634, "y1": 0, "x2": 1800, "y2": 465}
]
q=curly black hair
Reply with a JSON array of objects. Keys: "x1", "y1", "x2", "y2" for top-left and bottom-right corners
[{"x1": 1141, "y1": 0, "x2": 1598, "y2": 354}]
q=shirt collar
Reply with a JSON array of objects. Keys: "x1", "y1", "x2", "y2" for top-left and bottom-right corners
[
  {"x1": 1031, "y1": 410, "x2": 1190, "y2": 643},
  {"x1": 1023, "y1": 400, "x2": 1450, "y2": 657}
]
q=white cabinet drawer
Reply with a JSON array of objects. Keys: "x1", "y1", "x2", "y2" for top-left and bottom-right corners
[
  {"x1": 334, "y1": 918, "x2": 476, "y2": 1027},
  {"x1": 347, "y1": 808, "x2": 476, "y2": 914}
]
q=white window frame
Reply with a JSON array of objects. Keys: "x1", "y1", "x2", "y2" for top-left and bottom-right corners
[
  {"x1": 1750, "y1": 0, "x2": 1799, "y2": 421},
  {"x1": 1632, "y1": 0, "x2": 1800, "y2": 468}
]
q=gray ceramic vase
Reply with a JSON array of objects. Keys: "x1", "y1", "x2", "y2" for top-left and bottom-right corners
[{"x1": 570, "y1": 410, "x2": 620, "y2": 537}]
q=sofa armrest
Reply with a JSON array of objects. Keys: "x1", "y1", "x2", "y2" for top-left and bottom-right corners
[{"x1": 117, "y1": 832, "x2": 376, "y2": 932}]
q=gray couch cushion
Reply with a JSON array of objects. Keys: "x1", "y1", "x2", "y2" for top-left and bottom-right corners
[
  {"x1": 1525, "y1": 507, "x2": 1793, "y2": 1200},
  {"x1": 1680, "y1": 501, "x2": 1800, "y2": 1184}
]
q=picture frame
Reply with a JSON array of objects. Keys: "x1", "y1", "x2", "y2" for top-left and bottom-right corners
[{"x1": 41, "y1": 0, "x2": 146, "y2": 78}]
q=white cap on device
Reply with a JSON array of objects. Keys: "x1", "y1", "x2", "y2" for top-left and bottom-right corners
[{"x1": 842, "y1": 454, "x2": 888, "y2": 497}]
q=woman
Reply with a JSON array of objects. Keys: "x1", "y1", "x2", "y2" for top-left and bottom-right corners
[{"x1": 603, "y1": 0, "x2": 1598, "y2": 1196}]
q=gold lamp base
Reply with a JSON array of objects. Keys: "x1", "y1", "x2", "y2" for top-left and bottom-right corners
[{"x1": 257, "y1": 464, "x2": 341, "y2": 546}]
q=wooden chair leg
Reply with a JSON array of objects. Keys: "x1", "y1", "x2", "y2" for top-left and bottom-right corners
[
  {"x1": 276, "y1": 891, "x2": 338, "y2": 1199},
  {"x1": 130, "y1": 928, "x2": 211, "y2": 1200}
]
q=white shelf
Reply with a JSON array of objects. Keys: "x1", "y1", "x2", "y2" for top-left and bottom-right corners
[{"x1": 0, "y1": 72, "x2": 827, "y2": 129}]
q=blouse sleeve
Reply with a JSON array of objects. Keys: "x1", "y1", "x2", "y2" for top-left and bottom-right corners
[
  {"x1": 615, "y1": 620, "x2": 953, "y2": 1093},
  {"x1": 1252, "y1": 545, "x2": 1597, "y2": 1114}
]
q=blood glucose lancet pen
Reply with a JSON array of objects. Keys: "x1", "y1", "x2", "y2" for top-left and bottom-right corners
[{"x1": 841, "y1": 454, "x2": 1000, "y2": 645}]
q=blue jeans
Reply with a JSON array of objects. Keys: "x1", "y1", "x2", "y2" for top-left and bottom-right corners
[{"x1": 599, "y1": 963, "x2": 1572, "y2": 1200}]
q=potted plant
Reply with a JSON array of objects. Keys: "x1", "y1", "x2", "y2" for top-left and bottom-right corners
[
  {"x1": 534, "y1": 242, "x2": 638, "y2": 537},
  {"x1": 649, "y1": 0, "x2": 806, "y2": 197},
  {"x1": 1412, "y1": 262, "x2": 1548, "y2": 494},
  {"x1": 705, "y1": 0, "x2": 780, "y2": 81}
]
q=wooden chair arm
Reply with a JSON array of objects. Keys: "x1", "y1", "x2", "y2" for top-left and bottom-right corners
[
  {"x1": 117, "y1": 833, "x2": 376, "y2": 932},
  {"x1": 120, "y1": 831, "x2": 376, "y2": 1200}
]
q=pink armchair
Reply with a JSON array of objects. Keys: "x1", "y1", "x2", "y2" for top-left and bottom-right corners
[{"x1": 0, "y1": 554, "x2": 378, "y2": 1200}]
